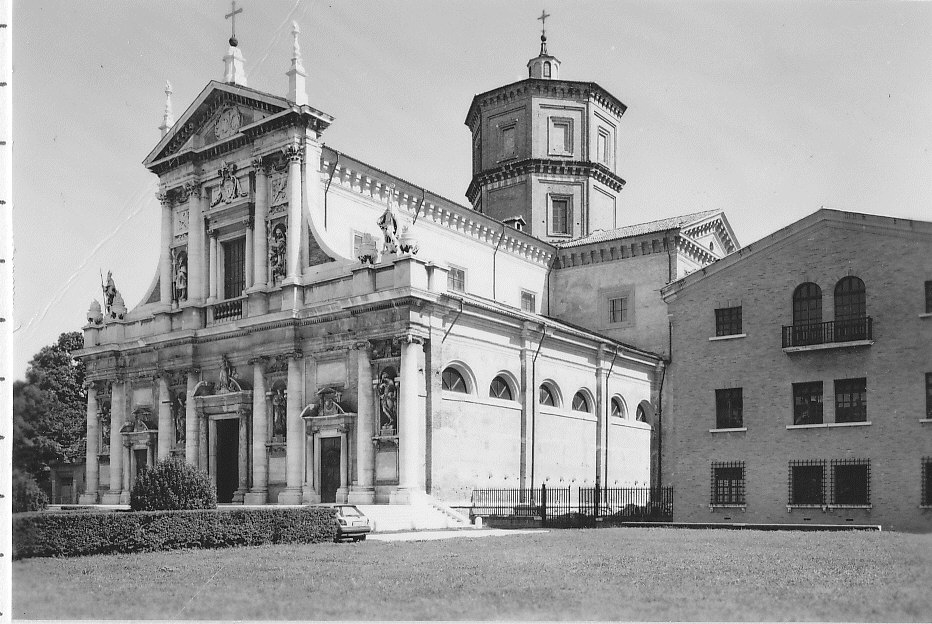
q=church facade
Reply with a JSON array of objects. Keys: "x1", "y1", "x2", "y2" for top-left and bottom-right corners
[{"x1": 75, "y1": 26, "x2": 730, "y2": 508}]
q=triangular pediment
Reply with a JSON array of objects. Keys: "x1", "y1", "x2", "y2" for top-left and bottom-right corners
[
  {"x1": 680, "y1": 212, "x2": 740, "y2": 255},
  {"x1": 144, "y1": 81, "x2": 293, "y2": 169}
]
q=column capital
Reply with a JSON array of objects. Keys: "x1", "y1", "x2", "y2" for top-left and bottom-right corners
[
  {"x1": 157, "y1": 190, "x2": 172, "y2": 207},
  {"x1": 247, "y1": 355, "x2": 271, "y2": 366},
  {"x1": 244, "y1": 215, "x2": 255, "y2": 229},
  {"x1": 398, "y1": 333, "x2": 425, "y2": 347},
  {"x1": 353, "y1": 340, "x2": 371, "y2": 352},
  {"x1": 208, "y1": 226, "x2": 219, "y2": 239},
  {"x1": 284, "y1": 142, "x2": 304, "y2": 164}
]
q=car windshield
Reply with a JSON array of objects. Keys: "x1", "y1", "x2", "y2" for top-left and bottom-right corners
[{"x1": 337, "y1": 506, "x2": 364, "y2": 517}]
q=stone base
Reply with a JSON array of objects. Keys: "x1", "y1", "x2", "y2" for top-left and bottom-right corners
[
  {"x1": 100, "y1": 491, "x2": 122, "y2": 505},
  {"x1": 243, "y1": 491, "x2": 268, "y2": 505},
  {"x1": 302, "y1": 486, "x2": 321, "y2": 504},
  {"x1": 280, "y1": 283, "x2": 304, "y2": 311},
  {"x1": 119, "y1": 491, "x2": 131, "y2": 505},
  {"x1": 388, "y1": 487, "x2": 427, "y2": 505},
  {"x1": 245, "y1": 289, "x2": 269, "y2": 316},
  {"x1": 78, "y1": 492, "x2": 99, "y2": 505},
  {"x1": 277, "y1": 488, "x2": 303, "y2": 505},
  {"x1": 347, "y1": 487, "x2": 376, "y2": 505},
  {"x1": 232, "y1": 488, "x2": 246, "y2": 504},
  {"x1": 181, "y1": 305, "x2": 205, "y2": 330}
]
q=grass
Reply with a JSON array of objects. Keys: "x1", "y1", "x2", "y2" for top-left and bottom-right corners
[{"x1": 12, "y1": 528, "x2": 932, "y2": 621}]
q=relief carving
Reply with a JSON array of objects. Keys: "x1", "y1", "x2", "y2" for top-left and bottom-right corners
[
  {"x1": 268, "y1": 222, "x2": 287, "y2": 284},
  {"x1": 171, "y1": 248, "x2": 188, "y2": 303},
  {"x1": 271, "y1": 385, "x2": 287, "y2": 439},
  {"x1": 210, "y1": 162, "x2": 248, "y2": 207}
]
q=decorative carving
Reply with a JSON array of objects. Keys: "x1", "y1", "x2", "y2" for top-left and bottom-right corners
[
  {"x1": 171, "y1": 390, "x2": 186, "y2": 444},
  {"x1": 268, "y1": 222, "x2": 287, "y2": 284},
  {"x1": 337, "y1": 424, "x2": 351, "y2": 434},
  {"x1": 357, "y1": 233, "x2": 378, "y2": 264},
  {"x1": 214, "y1": 107, "x2": 242, "y2": 141},
  {"x1": 267, "y1": 356, "x2": 289, "y2": 374},
  {"x1": 270, "y1": 172, "x2": 288, "y2": 206},
  {"x1": 250, "y1": 156, "x2": 264, "y2": 172},
  {"x1": 184, "y1": 181, "x2": 201, "y2": 200},
  {"x1": 157, "y1": 190, "x2": 171, "y2": 206},
  {"x1": 87, "y1": 300, "x2": 103, "y2": 325},
  {"x1": 377, "y1": 184, "x2": 400, "y2": 255},
  {"x1": 271, "y1": 385, "x2": 287, "y2": 438},
  {"x1": 99, "y1": 403, "x2": 111, "y2": 444},
  {"x1": 210, "y1": 162, "x2": 248, "y2": 207},
  {"x1": 283, "y1": 142, "x2": 303, "y2": 163},
  {"x1": 377, "y1": 367, "x2": 398, "y2": 434},
  {"x1": 397, "y1": 225, "x2": 419, "y2": 255},
  {"x1": 370, "y1": 339, "x2": 401, "y2": 360},
  {"x1": 171, "y1": 248, "x2": 188, "y2": 303},
  {"x1": 218, "y1": 355, "x2": 243, "y2": 393},
  {"x1": 101, "y1": 271, "x2": 118, "y2": 317},
  {"x1": 174, "y1": 208, "x2": 189, "y2": 234},
  {"x1": 317, "y1": 387, "x2": 346, "y2": 416}
]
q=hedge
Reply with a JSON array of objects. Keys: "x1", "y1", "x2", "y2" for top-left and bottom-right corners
[{"x1": 12, "y1": 507, "x2": 338, "y2": 559}]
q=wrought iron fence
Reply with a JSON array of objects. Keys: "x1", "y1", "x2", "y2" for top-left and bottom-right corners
[
  {"x1": 781, "y1": 317, "x2": 872, "y2": 348},
  {"x1": 470, "y1": 485, "x2": 673, "y2": 526}
]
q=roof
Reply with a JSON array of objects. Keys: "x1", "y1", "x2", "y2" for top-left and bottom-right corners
[{"x1": 557, "y1": 210, "x2": 719, "y2": 249}]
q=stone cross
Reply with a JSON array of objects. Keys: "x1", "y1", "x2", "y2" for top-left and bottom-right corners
[
  {"x1": 538, "y1": 9, "x2": 550, "y2": 37},
  {"x1": 225, "y1": 1, "x2": 244, "y2": 44}
]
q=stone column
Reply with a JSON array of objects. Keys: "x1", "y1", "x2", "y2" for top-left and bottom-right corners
[
  {"x1": 595, "y1": 345, "x2": 607, "y2": 498},
  {"x1": 246, "y1": 359, "x2": 269, "y2": 504},
  {"x1": 519, "y1": 324, "x2": 534, "y2": 491},
  {"x1": 278, "y1": 354, "x2": 304, "y2": 504},
  {"x1": 101, "y1": 380, "x2": 125, "y2": 504},
  {"x1": 80, "y1": 383, "x2": 100, "y2": 503},
  {"x1": 348, "y1": 342, "x2": 375, "y2": 504},
  {"x1": 338, "y1": 427, "x2": 349, "y2": 501},
  {"x1": 285, "y1": 144, "x2": 303, "y2": 282},
  {"x1": 159, "y1": 194, "x2": 173, "y2": 306},
  {"x1": 187, "y1": 183, "x2": 204, "y2": 303},
  {"x1": 235, "y1": 410, "x2": 249, "y2": 502},
  {"x1": 208, "y1": 419, "x2": 217, "y2": 478},
  {"x1": 252, "y1": 161, "x2": 269, "y2": 288},
  {"x1": 185, "y1": 371, "x2": 199, "y2": 466},
  {"x1": 208, "y1": 230, "x2": 219, "y2": 302},
  {"x1": 198, "y1": 412, "x2": 209, "y2": 472},
  {"x1": 244, "y1": 216, "x2": 254, "y2": 290},
  {"x1": 121, "y1": 443, "x2": 131, "y2": 501},
  {"x1": 391, "y1": 335, "x2": 424, "y2": 504},
  {"x1": 157, "y1": 375, "x2": 172, "y2": 460}
]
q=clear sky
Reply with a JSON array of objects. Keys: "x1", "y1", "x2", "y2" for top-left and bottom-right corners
[{"x1": 11, "y1": 0, "x2": 932, "y2": 378}]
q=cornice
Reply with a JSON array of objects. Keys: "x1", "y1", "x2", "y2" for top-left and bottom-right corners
[{"x1": 466, "y1": 158, "x2": 625, "y2": 203}]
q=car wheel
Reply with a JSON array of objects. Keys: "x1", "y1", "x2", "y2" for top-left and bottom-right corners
[{"x1": 352, "y1": 535, "x2": 365, "y2": 542}]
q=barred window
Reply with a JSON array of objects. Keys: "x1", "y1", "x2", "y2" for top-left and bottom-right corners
[
  {"x1": 539, "y1": 384, "x2": 557, "y2": 407},
  {"x1": 715, "y1": 306, "x2": 742, "y2": 336},
  {"x1": 922, "y1": 458, "x2": 932, "y2": 506},
  {"x1": 835, "y1": 378, "x2": 867, "y2": 423},
  {"x1": 926, "y1": 281, "x2": 932, "y2": 314},
  {"x1": 715, "y1": 388, "x2": 743, "y2": 429},
  {"x1": 489, "y1": 376, "x2": 513, "y2": 401},
  {"x1": 441, "y1": 368, "x2": 467, "y2": 393},
  {"x1": 831, "y1": 459, "x2": 870, "y2": 505},
  {"x1": 572, "y1": 392, "x2": 591, "y2": 413},
  {"x1": 521, "y1": 291, "x2": 536, "y2": 313},
  {"x1": 926, "y1": 373, "x2": 932, "y2": 419},
  {"x1": 551, "y1": 197, "x2": 570, "y2": 235},
  {"x1": 793, "y1": 381, "x2": 823, "y2": 425},
  {"x1": 711, "y1": 462, "x2": 746, "y2": 505},
  {"x1": 222, "y1": 237, "x2": 246, "y2": 299},
  {"x1": 789, "y1": 460, "x2": 825, "y2": 505},
  {"x1": 611, "y1": 397, "x2": 626, "y2": 419},
  {"x1": 447, "y1": 267, "x2": 466, "y2": 292},
  {"x1": 609, "y1": 297, "x2": 628, "y2": 324}
]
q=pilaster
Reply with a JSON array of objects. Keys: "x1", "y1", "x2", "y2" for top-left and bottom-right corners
[
  {"x1": 157, "y1": 374, "x2": 172, "y2": 460},
  {"x1": 79, "y1": 382, "x2": 100, "y2": 504},
  {"x1": 245, "y1": 357, "x2": 269, "y2": 504},
  {"x1": 184, "y1": 370, "x2": 199, "y2": 467},
  {"x1": 348, "y1": 341, "x2": 375, "y2": 504},
  {"x1": 278, "y1": 352, "x2": 305, "y2": 504},
  {"x1": 101, "y1": 379, "x2": 126, "y2": 505},
  {"x1": 389, "y1": 334, "x2": 426, "y2": 504}
]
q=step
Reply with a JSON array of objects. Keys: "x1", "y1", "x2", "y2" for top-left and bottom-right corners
[{"x1": 356, "y1": 503, "x2": 473, "y2": 533}]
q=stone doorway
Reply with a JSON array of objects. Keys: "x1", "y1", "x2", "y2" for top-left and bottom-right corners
[
  {"x1": 134, "y1": 449, "x2": 147, "y2": 477},
  {"x1": 320, "y1": 437, "x2": 341, "y2": 503},
  {"x1": 216, "y1": 419, "x2": 239, "y2": 503}
]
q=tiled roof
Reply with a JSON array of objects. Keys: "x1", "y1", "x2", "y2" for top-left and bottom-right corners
[{"x1": 556, "y1": 210, "x2": 720, "y2": 249}]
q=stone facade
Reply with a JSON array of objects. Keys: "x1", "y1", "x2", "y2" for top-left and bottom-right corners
[{"x1": 662, "y1": 210, "x2": 932, "y2": 532}]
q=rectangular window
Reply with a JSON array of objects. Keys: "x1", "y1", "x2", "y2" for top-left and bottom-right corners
[
  {"x1": 793, "y1": 382, "x2": 823, "y2": 425},
  {"x1": 789, "y1": 460, "x2": 826, "y2": 505},
  {"x1": 447, "y1": 266, "x2": 466, "y2": 292},
  {"x1": 609, "y1": 297, "x2": 628, "y2": 324},
  {"x1": 926, "y1": 281, "x2": 932, "y2": 314},
  {"x1": 927, "y1": 373, "x2": 932, "y2": 419},
  {"x1": 831, "y1": 459, "x2": 870, "y2": 505},
  {"x1": 501, "y1": 125, "x2": 516, "y2": 158},
  {"x1": 521, "y1": 291, "x2": 536, "y2": 313},
  {"x1": 597, "y1": 130, "x2": 611, "y2": 165},
  {"x1": 352, "y1": 231, "x2": 364, "y2": 259},
  {"x1": 922, "y1": 458, "x2": 932, "y2": 506},
  {"x1": 548, "y1": 118, "x2": 572, "y2": 155},
  {"x1": 711, "y1": 462, "x2": 746, "y2": 505},
  {"x1": 715, "y1": 388, "x2": 743, "y2": 429},
  {"x1": 222, "y1": 237, "x2": 246, "y2": 300},
  {"x1": 835, "y1": 378, "x2": 867, "y2": 423},
  {"x1": 714, "y1": 306, "x2": 742, "y2": 336},
  {"x1": 551, "y1": 197, "x2": 569, "y2": 235}
]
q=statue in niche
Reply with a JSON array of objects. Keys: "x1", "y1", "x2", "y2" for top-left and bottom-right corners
[
  {"x1": 317, "y1": 387, "x2": 346, "y2": 416},
  {"x1": 218, "y1": 355, "x2": 242, "y2": 393},
  {"x1": 99, "y1": 404, "x2": 111, "y2": 446},
  {"x1": 171, "y1": 391, "x2": 186, "y2": 444},
  {"x1": 268, "y1": 223, "x2": 287, "y2": 283},
  {"x1": 376, "y1": 186, "x2": 399, "y2": 255},
  {"x1": 171, "y1": 249, "x2": 188, "y2": 303},
  {"x1": 377, "y1": 370, "x2": 398, "y2": 433},
  {"x1": 271, "y1": 386, "x2": 287, "y2": 438}
]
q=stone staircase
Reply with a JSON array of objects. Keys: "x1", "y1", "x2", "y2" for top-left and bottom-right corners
[{"x1": 357, "y1": 500, "x2": 474, "y2": 533}]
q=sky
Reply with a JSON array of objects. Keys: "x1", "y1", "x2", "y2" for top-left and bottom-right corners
[{"x1": 11, "y1": 0, "x2": 932, "y2": 379}]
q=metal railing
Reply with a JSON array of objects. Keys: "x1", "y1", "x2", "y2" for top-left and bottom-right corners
[{"x1": 782, "y1": 317, "x2": 872, "y2": 348}]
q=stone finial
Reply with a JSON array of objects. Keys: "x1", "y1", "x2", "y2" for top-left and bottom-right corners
[
  {"x1": 223, "y1": 43, "x2": 248, "y2": 86},
  {"x1": 159, "y1": 81, "x2": 174, "y2": 138},
  {"x1": 398, "y1": 226, "x2": 419, "y2": 255},
  {"x1": 287, "y1": 20, "x2": 308, "y2": 105},
  {"x1": 110, "y1": 291, "x2": 127, "y2": 320},
  {"x1": 87, "y1": 300, "x2": 103, "y2": 325}
]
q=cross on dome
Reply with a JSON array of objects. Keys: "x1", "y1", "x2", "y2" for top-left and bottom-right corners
[
  {"x1": 538, "y1": 9, "x2": 551, "y2": 55},
  {"x1": 225, "y1": 0, "x2": 244, "y2": 47}
]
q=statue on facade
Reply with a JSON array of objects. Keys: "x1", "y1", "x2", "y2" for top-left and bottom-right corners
[
  {"x1": 99, "y1": 404, "x2": 111, "y2": 446},
  {"x1": 218, "y1": 355, "x2": 242, "y2": 393},
  {"x1": 271, "y1": 386, "x2": 287, "y2": 438},
  {"x1": 377, "y1": 370, "x2": 398, "y2": 433},
  {"x1": 317, "y1": 387, "x2": 346, "y2": 416},
  {"x1": 171, "y1": 391, "x2": 186, "y2": 444},
  {"x1": 268, "y1": 223, "x2": 287, "y2": 283},
  {"x1": 172, "y1": 249, "x2": 188, "y2": 303},
  {"x1": 377, "y1": 186, "x2": 399, "y2": 255},
  {"x1": 101, "y1": 271, "x2": 117, "y2": 316}
]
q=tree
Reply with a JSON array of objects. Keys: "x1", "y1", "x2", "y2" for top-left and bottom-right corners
[{"x1": 12, "y1": 331, "x2": 86, "y2": 483}]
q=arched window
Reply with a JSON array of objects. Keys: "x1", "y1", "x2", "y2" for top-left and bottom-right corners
[
  {"x1": 572, "y1": 392, "x2": 591, "y2": 413},
  {"x1": 792, "y1": 282, "x2": 823, "y2": 346},
  {"x1": 611, "y1": 397, "x2": 626, "y2": 419},
  {"x1": 636, "y1": 405, "x2": 647, "y2": 422},
  {"x1": 441, "y1": 367, "x2": 468, "y2": 393},
  {"x1": 489, "y1": 376, "x2": 514, "y2": 400},
  {"x1": 539, "y1": 384, "x2": 556, "y2": 406},
  {"x1": 543, "y1": 61, "x2": 551, "y2": 78},
  {"x1": 835, "y1": 277, "x2": 867, "y2": 341}
]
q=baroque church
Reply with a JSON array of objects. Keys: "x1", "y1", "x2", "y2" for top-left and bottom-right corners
[{"x1": 74, "y1": 18, "x2": 736, "y2": 508}]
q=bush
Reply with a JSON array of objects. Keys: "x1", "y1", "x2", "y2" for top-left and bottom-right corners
[
  {"x1": 12, "y1": 507, "x2": 338, "y2": 559},
  {"x1": 13, "y1": 469, "x2": 48, "y2": 513},
  {"x1": 130, "y1": 458, "x2": 217, "y2": 511}
]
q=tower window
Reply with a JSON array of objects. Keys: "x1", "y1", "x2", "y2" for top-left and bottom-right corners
[
  {"x1": 543, "y1": 61, "x2": 551, "y2": 78},
  {"x1": 447, "y1": 266, "x2": 466, "y2": 292},
  {"x1": 597, "y1": 129, "x2": 611, "y2": 166},
  {"x1": 609, "y1": 296, "x2": 628, "y2": 324},
  {"x1": 550, "y1": 196, "x2": 570, "y2": 235},
  {"x1": 501, "y1": 125, "x2": 516, "y2": 159},
  {"x1": 548, "y1": 118, "x2": 573, "y2": 156},
  {"x1": 521, "y1": 290, "x2": 536, "y2": 313}
]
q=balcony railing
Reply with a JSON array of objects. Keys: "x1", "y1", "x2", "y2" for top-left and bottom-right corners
[
  {"x1": 209, "y1": 297, "x2": 244, "y2": 325},
  {"x1": 782, "y1": 317, "x2": 872, "y2": 348}
]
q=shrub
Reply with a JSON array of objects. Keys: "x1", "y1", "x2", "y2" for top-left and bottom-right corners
[
  {"x1": 12, "y1": 507, "x2": 338, "y2": 559},
  {"x1": 12, "y1": 469, "x2": 48, "y2": 513},
  {"x1": 130, "y1": 458, "x2": 217, "y2": 511}
]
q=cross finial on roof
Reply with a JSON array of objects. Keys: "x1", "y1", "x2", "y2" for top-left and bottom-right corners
[
  {"x1": 538, "y1": 9, "x2": 551, "y2": 55},
  {"x1": 225, "y1": 0, "x2": 244, "y2": 47}
]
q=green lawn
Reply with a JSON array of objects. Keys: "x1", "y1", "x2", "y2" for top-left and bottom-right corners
[{"x1": 12, "y1": 528, "x2": 932, "y2": 621}]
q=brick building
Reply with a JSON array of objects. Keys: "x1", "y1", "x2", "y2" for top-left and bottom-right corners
[{"x1": 661, "y1": 209, "x2": 932, "y2": 531}]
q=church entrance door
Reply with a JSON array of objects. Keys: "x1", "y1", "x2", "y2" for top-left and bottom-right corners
[
  {"x1": 216, "y1": 419, "x2": 239, "y2": 503},
  {"x1": 320, "y1": 437, "x2": 341, "y2": 503}
]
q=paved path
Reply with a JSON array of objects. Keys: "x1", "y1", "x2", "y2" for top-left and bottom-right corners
[{"x1": 369, "y1": 528, "x2": 547, "y2": 542}]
